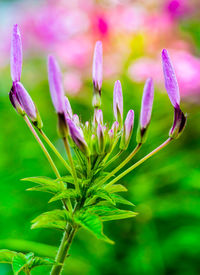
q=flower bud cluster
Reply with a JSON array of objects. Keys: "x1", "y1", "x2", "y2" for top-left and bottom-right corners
[
  {"x1": 9, "y1": 25, "x2": 186, "y2": 177},
  {"x1": 9, "y1": 25, "x2": 43, "y2": 129}
]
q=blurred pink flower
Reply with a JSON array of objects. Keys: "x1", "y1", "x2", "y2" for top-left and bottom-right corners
[{"x1": 128, "y1": 50, "x2": 200, "y2": 96}]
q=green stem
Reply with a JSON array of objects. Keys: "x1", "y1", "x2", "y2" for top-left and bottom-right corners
[
  {"x1": 50, "y1": 226, "x2": 77, "y2": 275},
  {"x1": 98, "y1": 143, "x2": 142, "y2": 187},
  {"x1": 24, "y1": 117, "x2": 72, "y2": 211},
  {"x1": 104, "y1": 150, "x2": 123, "y2": 169},
  {"x1": 24, "y1": 116, "x2": 60, "y2": 178},
  {"x1": 107, "y1": 138, "x2": 172, "y2": 188},
  {"x1": 63, "y1": 137, "x2": 80, "y2": 193},
  {"x1": 39, "y1": 129, "x2": 71, "y2": 174}
]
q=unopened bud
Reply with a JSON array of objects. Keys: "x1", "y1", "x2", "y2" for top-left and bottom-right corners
[
  {"x1": 67, "y1": 118, "x2": 90, "y2": 156},
  {"x1": 93, "y1": 109, "x2": 103, "y2": 125},
  {"x1": 92, "y1": 41, "x2": 103, "y2": 108},
  {"x1": 113, "y1": 80, "x2": 123, "y2": 127},
  {"x1": 120, "y1": 110, "x2": 134, "y2": 150},
  {"x1": 169, "y1": 107, "x2": 187, "y2": 139},
  {"x1": 97, "y1": 123, "x2": 104, "y2": 154}
]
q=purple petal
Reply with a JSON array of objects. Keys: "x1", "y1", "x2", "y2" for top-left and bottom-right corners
[
  {"x1": 15, "y1": 82, "x2": 37, "y2": 120},
  {"x1": 67, "y1": 118, "x2": 88, "y2": 153},
  {"x1": 162, "y1": 49, "x2": 180, "y2": 108},
  {"x1": 124, "y1": 110, "x2": 134, "y2": 143},
  {"x1": 92, "y1": 41, "x2": 103, "y2": 91},
  {"x1": 140, "y1": 77, "x2": 154, "y2": 129},
  {"x1": 48, "y1": 55, "x2": 65, "y2": 113},
  {"x1": 73, "y1": 114, "x2": 80, "y2": 126},
  {"x1": 111, "y1": 121, "x2": 119, "y2": 133},
  {"x1": 10, "y1": 24, "x2": 22, "y2": 82},
  {"x1": 113, "y1": 80, "x2": 123, "y2": 121},
  {"x1": 64, "y1": 96, "x2": 73, "y2": 118},
  {"x1": 94, "y1": 109, "x2": 103, "y2": 125}
]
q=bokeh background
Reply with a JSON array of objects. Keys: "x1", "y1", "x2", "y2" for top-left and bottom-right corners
[{"x1": 0, "y1": 0, "x2": 200, "y2": 274}]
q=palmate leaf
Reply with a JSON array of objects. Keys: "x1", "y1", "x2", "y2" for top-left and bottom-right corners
[
  {"x1": 23, "y1": 176, "x2": 64, "y2": 194},
  {"x1": 0, "y1": 249, "x2": 16, "y2": 263},
  {"x1": 86, "y1": 205, "x2": 137, "y2": 222},
  {"x1": 104, "y1": 184, "x2": 128, "y2": 193},
  {"x1": 74, "y1": 211, "x2": 114, "y2": 244},
  {"x1": 55, "y1": 175, "x2": 75, "y2": 184},
  {"x1": 31, "y1": 209, "x2": 72, "y2": 231},
  {"x1": 49, "y1": 189, "x2": 78, "y2": 203}
]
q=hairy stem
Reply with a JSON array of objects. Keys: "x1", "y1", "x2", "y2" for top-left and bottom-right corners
[
  {"x1": 107, "y1": 138, "x2": 172, "y2": 187},
  {"x1": 98, "y1": 143, "x2": 142, "y2": 187},
  {"x1": 63, "y1": 137, "x2": 79, "y2": 193},
  {"x1": 24, "y1": 116, "x2": 60, "y2": 178},
  {"x1": 50, "y1": 226, "x2": 77, "y2": 275},
  {"x1": 39, "y1": 129, "x2": 71, "y2": 174}
]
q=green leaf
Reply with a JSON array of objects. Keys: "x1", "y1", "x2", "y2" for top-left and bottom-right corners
[
  {"x1": 56, "y1": 176, "x2": 75, "y2": 184},
  {"x1": 0, "y1": 249, "x2": 16, "y2": 263},
  {"x1": 12, "y1": 253, "x2": 27, "y2": 275},
  {"x1": 74, "y1": 211, "x2": 114, "y2": 244},
  {"x1": 104, "y1": 184, "x2": 127, "y2": 193},
  {"x1": 86, "y1": 205, "x2": 137, "y2": 221},
  {"x1": 25, "y1": 252, "x2": 34, "y2": 264},
  {"x1": 31, "y1": 210, "x2": 72, "y2": 231},
  {"x1": 110, "y1": 194, "x2": 134, "y2": 206},
  {"x1": 85, "y1": 189, "x2": 116, "y2": 206},
  {"x1": 29, "y1": 257, "x2": 56, "y2": 270},
  {"x1": 49, "y1": 189, "x2": 78, "y2": 203},
  {"x1": 23, "y1": 177, "x2": 64, "y2": 194}
]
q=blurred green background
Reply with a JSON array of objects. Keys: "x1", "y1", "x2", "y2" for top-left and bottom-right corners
[{"x1": 0, "y1": 0, "x2": 200, "y2": 274}]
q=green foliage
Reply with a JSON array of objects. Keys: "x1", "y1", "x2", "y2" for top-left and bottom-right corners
[
  {"x1": 24, "y1": 177, "x2": 64, "y2": 194},
  {"x1": 0, "y1": 250, "x2": 16, "y2": 263},
  {"x1": 74, "y1": 211, "x2": 114, "y2": 244},
  {"x1": 85, "y1": 205, "x2": 137, "y2": 222},
  {"x1": 31, "y1": 210, "x2": 72, "y2": 231},
  {"x1": 49, "y1": 189, "x2": 79, "y2": 203},
  {"x1": 0, "y1": 250, "x2": 56, "y2": 274}
]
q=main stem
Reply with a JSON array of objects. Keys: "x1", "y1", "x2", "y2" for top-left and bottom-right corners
[
  {"x1": 63, "y1": 137, "x2": 79, "y2": 193},
  {"x1": 24, "y1": 116, "x2": 60, "y2": 178},
  {"x1": 107, "y1": 138, "x2": 172, "y2": 187},
  {"x1": 39, "y1": 129, "x2": 71, "y2": 174},
  {"x1": 50, "y1": 226, "x2": 77, "y2": 275}
]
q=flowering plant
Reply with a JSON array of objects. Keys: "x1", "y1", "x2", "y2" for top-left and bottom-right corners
[{"x1": 0, "y1": 25, "x2": 186, "y2": 275}]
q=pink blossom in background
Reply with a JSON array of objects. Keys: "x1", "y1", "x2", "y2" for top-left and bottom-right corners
[
  {"x1": 0, "y1": 0, "x2": 199, "y2": 100},
  {"x1": 128, "y1": 50, "x2": 200, "y2": 96}
]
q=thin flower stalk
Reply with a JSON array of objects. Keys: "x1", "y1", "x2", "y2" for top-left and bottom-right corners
[
  {"x1": 106, "y1": 138, "x2": 172, "y2": 188},
  {"x1": 39, "y1": 129, "x2": 71, "y2": 173}
]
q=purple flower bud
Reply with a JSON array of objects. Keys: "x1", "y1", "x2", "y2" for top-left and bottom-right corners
[
  {"x1": 113, "y1": 80, "x2": 123, "y2": 123},
  {"x1": 162, "y1": 49, "x2": 180, "y2": 108},
  {"x1": 10, "y1": 24, "x2": 22, "y2": 82},
  {"x1": 111, "y1": 121, "x2": 119, "y2": 134},
  {"x1": 140, "y1": 78, "x2": 154, "y2": 129},
  {"x1": 169, "y1": 107, "x2": 187, "y2": 139},
  {"x1": 120, "y1": 110, "x2": 134, "y2": 150},
  {"x1": 97, "y1": 123, "x2": 104, "y2": 153},
  {"x1": 64, "y1": 96, "x2": 73, "y2": 118},
  {"x1": 67, "y1": 118, "x2": 89, "y2": 156},
  {"x1": 15, "y1": 82, "x2": 37, "y2": 121},
  {"x1": 93, "y1": 109, "x2": 103, "y2": 125},
  {"x1": 108, "y1": 129, "x2": 114, "y2": 140},
  {"x1": 92, "y1": 41, "x2": 103, "y2": 93},
  {"x1": 9, "y1": 85, "x2": 24, "y2": 115},
  {"x1": 48, "y1": 55, "x2": 65, "y2": 114},
  {"x1": 73, "y1": 114, "x2": 80, "y2": 126}
]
